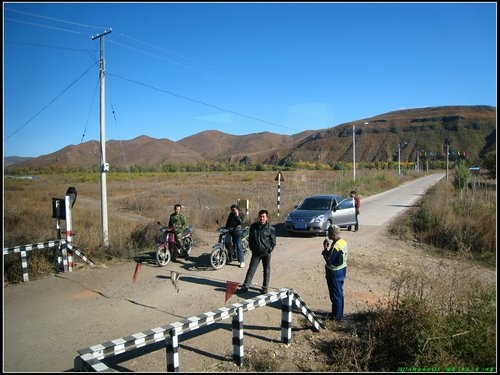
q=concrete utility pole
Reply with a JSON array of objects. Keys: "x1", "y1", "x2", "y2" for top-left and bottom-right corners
[
  {"x1": 398, "y1": 142, "x2": 408, "y2": 177},
  {"x1": 352, "y1": 125, "x2": 356, "y2": 182},
  {"x1": 92, "y1": 29, "x2": 112, "y2": 247},
  {"x1": 446, "y1": 143, "x2": 449, "y2": 182}
]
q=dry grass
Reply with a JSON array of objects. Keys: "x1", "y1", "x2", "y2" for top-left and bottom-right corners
[{"x1": 4, "y1": 169, "x2": 417, "y2": 281}]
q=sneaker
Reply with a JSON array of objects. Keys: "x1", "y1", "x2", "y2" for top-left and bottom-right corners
[
  {"x1": 260, "y1": 288, "x2": 268, "y2": 294},
  {"x1": 239, "y1": 262, "x2": 245, "y2": 268}
]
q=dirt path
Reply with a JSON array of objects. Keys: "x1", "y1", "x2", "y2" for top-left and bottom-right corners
[{"x1": 3, "y1": 173, "x2": 495, "y2": 372}]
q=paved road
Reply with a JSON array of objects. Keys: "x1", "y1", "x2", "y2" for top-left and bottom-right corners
[
  {"x1": 361, "y1": 173, "x2": 445, "y2": 226},
  {"x1": 3, "y1": 173, "x2": 447, "y2": 372}
]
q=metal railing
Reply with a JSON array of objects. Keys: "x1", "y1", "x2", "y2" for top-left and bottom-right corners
[
  {"x1": 3, "y1": 240, "x2": 95, "y2": 282},
  {"x1": 74, "y1": 287, "x2": 325, "y2": 372}
]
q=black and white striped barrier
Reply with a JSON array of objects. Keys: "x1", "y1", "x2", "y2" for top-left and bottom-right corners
[
  {"x1": 3, "y1": 239, "x2": 95, "y2": 282},
  {"x1": 74, "y1": 288, "x2": 325, "y2": 372},
  {"x1": 66, "y1": 242, "x2": 96, "y2": 268}
]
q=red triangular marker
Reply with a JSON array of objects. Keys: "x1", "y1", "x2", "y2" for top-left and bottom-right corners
[{"x1": 225, "y1": 281, "x2": 240, "y2": 303}]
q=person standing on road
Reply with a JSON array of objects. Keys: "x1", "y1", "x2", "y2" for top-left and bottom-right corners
[
  {"x1": 347, "y1": 190, "x2": 360, "y2": 232},
  {"x1": 168, "y1": 203, "x2": 187, "y2": 260},
  {"x1": 322, "y1": 224, "x2": 348, "y2": 321},
  {"x1": 239, "y1": 209, "x2": 276, "y2": 294},
  {"x1": 225, "y1": 204, "x2": 246, "y2": 268}
]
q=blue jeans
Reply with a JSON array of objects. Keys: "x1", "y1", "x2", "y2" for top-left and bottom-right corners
[
  {"x1": 243, "y1": 252, "x2": 271, "y2": 289},
  {"x1": 231, "y1": 229, "x2": 244, "y2": 263}
]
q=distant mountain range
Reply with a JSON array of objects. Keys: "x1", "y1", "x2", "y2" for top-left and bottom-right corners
[
  {"x1": 4, "y1": 105, "x2": 496, "y2": 171},
  {"x1": 3, "y1": 156, "x2": 34, "y2": 168}
]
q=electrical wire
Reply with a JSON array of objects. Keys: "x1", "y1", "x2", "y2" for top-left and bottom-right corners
[
  {"x1": 5, "y1": 62, "x2": 98, "y2": 141},
  {"x1": 80, "y1": 75, "x2": 100, "y2": 144},
  {"x1": 110, "y1": 102, "x2": 142, "y2": 216},
  {"x1": 109, "y1": 73, "x2": 300, "y2": 132}
]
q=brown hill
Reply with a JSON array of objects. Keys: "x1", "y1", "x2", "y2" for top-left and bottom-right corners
[
  {"x1": 4, "y1": 105, "x2": 496, "y2": 171},
  {"x1": 177, "y1": 130, "x2": 315, "y2": 162},
  {"x1": 6, "y1": 135, "x2": 203, "y2": 170},
  {"x1": 279, "y1": 105, "x2": 497, "y2": 165}
]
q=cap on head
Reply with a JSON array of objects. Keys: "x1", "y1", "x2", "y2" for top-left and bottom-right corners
[{"x1": 328, "y1": 225, "x2": 341, "y2": 235}]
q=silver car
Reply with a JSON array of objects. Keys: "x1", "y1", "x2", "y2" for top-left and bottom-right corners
[{"x1": 284, "y1": 194, "x2": 357, "y2": 235}]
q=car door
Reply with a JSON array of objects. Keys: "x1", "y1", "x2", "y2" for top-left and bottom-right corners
[{"x1": 331, "y1": 197, "x2": 356, "y2": 226}]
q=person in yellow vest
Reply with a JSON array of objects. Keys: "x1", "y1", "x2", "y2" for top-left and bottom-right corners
[{"x1": 321, "y1": 224, "x2": 348, "y2": 321}]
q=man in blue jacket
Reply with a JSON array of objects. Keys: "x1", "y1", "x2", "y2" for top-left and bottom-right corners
[{"x1": 322, "y1": 225, "x2": 348, "y2": 321}]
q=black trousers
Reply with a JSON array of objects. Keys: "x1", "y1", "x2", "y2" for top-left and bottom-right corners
[{"x1": 243, "y1": 252, "x2": 271, "y2": 289}]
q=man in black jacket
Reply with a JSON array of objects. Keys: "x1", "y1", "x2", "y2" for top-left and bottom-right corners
[
  {"x1": 225, "y1": 204, "x2": 246, "y2": 267},
  {"x1": 239, "y1": 209, "x2": 276, "y2": 294}
]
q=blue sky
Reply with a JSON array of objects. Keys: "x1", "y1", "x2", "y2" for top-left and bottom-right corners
[{"x1": 3, "y1": 2, "x2": 497, "y2": 158}]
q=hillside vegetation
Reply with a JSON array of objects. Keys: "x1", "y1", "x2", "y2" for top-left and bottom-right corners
[{"x1": 4, "y1": 105, "x2": 495, "y2": 171}]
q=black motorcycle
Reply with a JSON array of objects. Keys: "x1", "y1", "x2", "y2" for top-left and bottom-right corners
[
  {"x1": 156, "y1": 221, "x2": 193, "y2": 266},
  {"x1": 209, "y1": 221, "x2": 249, "y2": 270}
]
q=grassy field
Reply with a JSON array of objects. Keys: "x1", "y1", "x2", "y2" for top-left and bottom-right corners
[
  {"x1": 3, "y1": 169, "x2": 410, "y2": 251},
  {"x1": 4, "y1": 167, "x2": 495, "y2": 275}
]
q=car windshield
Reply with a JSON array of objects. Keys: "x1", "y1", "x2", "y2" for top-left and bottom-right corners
[{"x1": 298, "y1": 198, "x2": 331, "y2": 210}]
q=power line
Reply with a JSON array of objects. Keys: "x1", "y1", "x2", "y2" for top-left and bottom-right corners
[
  {"x1": 4, "y1": 40, "x2": 97, "y2": 62},
  {"x1": 5, "y1": 8, "x2": 108, "y2": 30},
  {"x1": 113, "y1": 33, "x2": 262, "y2": 93},
  {"x1": 4, "y1": 17, "x2": 84, "y2": 34},
  {"x1": 5, "y1": 9, "x2": 305, "y2": 148},
  {"x1": 80, "y1": 76, "x2": 101, "y2": 144},
  {"x1": 109, "y1": 73, "x2": 300, "y2": 132},
  {"x1": 5, "y1": 62, "x2": 98, "y2": 141}
]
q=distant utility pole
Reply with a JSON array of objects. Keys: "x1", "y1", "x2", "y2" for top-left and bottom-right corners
[
  {"x1": 398, "y1": 141, "x2": 408, "y2": 177},
  {"x1": 352, "y1": 125, "x2": 356, "y2": 182},
  {"x1": 446, "y1": 143, "x2": 449, "y2": 182},
  {"x1": 92, "y1": 29, "x2": 112, "y2": 248}
]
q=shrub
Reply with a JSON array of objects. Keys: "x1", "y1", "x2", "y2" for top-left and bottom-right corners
[{"x1": 320, "y1": 268, "x2": 496, "y2": 371}]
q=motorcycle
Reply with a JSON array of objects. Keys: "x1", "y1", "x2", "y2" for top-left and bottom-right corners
[
  {"x1": 210, "y1": 221, "x2": 249, "y2": 270},
  {"x1": 156, "y1": 221, "x2": 193, "y2": 267}
]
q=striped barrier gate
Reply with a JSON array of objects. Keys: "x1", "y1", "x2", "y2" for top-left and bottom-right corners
[
  {"x1": 74, "y1": 287, "x2": 326, "y2": 372},
  {"x1": 3, "y1": 239, "x2": 95, "y2": 282}
]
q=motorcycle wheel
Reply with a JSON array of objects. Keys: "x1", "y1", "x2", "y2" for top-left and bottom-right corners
[
  {"x1": 242, "y1": 237, "x2": 249, "y2": 259},
  {"x1": 210, "y1": 248, "x2": 227, "y2": 270},
  {"x1": 156, "y1": 245, "x2": 171, "y2": 266},
  {"x1": 181, "y1": 237, "x2": 193, "y2": 257}
]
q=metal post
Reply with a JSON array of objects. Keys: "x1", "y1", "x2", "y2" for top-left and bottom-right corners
[
  {"x1": 54, "y1": 198, "x2": 63, "y2": 270},
  {"x1": 92, "y1": 29, "x2": 112, "y2": 247},
  {"x1": 277, "y1": 177, "x2": 281, "y2": 217},
  {"x1": 55, "y1": 210, "x2": 61, "y2": 240},
  {"x1": 352, "y1": 125, "x2": 356, "y2": 182},
  {"x1": 398, "y1": 143, "x2": 401, "y2": 176},
  {"x1": 398, "y1": 142, "x2": 407, "y2": 176},
  {"x1": 446, "y1": 143, "x2": 449, "y2": 181},
  {"x1": 275, "y1": 172, "x2": 283, "y2": 217},
  {"x1": 65, "y1": 195, "x2": 74, "y2": 272}
]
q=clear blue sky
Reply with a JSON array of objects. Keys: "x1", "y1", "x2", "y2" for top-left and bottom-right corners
[{"x1": 3, "y1": 2, "x2": 497, "y2": 158}]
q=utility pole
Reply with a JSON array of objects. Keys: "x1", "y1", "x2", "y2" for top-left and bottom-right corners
[
  {"x1": 92, "y1": 29, "x2": 112, "y2": 247},
  {"x1": 398, "y1": 144, "x2": 401, "y2": 176},
  {"x1": 398, "y1": 142, "x2": 408, "y2": 177},
  {"x1": 446, "y1": 143, "x2": 449, "y2": 182},
  {"x1": 352, "y1": 124, "x2": 356, "y2": 182}
]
